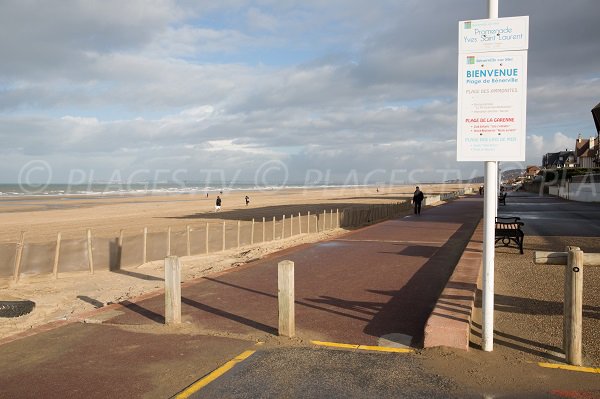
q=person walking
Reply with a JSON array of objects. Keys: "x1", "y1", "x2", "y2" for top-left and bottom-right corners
[
  {"x1": 215, "y1": 195, "x2": 222, "y2": 212},
  {"x1": 412, "y1": 186, "x2": 424, "y2": 215},
  {"x1": 245, "y1": 195, "x2": 250, "y2": 206}
]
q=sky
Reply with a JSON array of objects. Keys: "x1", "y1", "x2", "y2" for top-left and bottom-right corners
[{"x1": 1, "y1": 0, "x2": 599, "y2": 186}]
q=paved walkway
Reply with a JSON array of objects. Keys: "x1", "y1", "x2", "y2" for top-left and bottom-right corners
[{"x1": 0, "y1": 196, "x2": 483, "y2": 398}]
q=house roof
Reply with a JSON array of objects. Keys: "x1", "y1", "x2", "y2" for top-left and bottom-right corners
[{"x1": 592, "y1": 102, "x2": 600, "y2": 134}]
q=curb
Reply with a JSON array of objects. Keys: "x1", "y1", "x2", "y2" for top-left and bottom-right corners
[{"x1": 423, "y1": 219, "x2": 483, "y2": 350}]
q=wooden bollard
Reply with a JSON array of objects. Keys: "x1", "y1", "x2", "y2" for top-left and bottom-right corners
[
  {"x1": 167, "y1": 226, "x2": 172, "y2": 256},
  {"x1": 323, "y1": 210, "x2": 326, "y2": 231},
  {"x1": 205, "y1": 222, "x2": 209, "y2": 254},
  {"x1": 566, "y1": 246, "x2": 583, "y2": 366},
  {"x1": 251, "y1": 218, "x2": 255, "y2": 244},
  {"x1": 330, "y1": 209, "x2": 333, "y2": 229},
  {"x1": 117, "y1": 229, "x2": 124, "y2": 269},
  {"x1": 298, "y1": 212, "x2": 301, "y2": 234},
  {"x1": 237, "y1": 220, "x2": 241, "y2": 248},
  {"x1": 534, "y1": 248, "x2": 600, "y2": 366},
  {"x1": 278, "y1": 260, "x2": 295, "y2": 337},
  {"x1": 222, "y1": 221, "x2": 226, "y2": 251},
  {"x1": 282, "y1": 215, "x2": 285, "y2": 239},
  {"x1": 290, "y1": 214, "x2": 293, "y2": 236},
  {"x1": 143, "y1": 227, "x2": 148, "y2": 263},
  {"x1": 272, "y1": 216, "x2": 276, "y2": 240},
  {"x1": 87, "y1": 228, "x2": 94, "y2": 274},
  {"x1": 186, "y1": 225, "x2": 191, "y2": 256},
  {"x1": 53, "y1": 232, "x2": 61, "y2": 279},
  {"x1": 13, "y1": 231, "x2": 25, "y2": 282},
  {"x1": 307, "y1": 211, "x2": 311, "y2": 233},
  {"x1": 164, "y1": 256, "x2": 182, "y2": 324},
  {"x1": 262, "y1": 217, "x2": 266, "y2": 242}
]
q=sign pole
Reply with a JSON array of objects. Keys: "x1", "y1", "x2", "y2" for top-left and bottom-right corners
[{"x1": 482, "y1": 0, "x2": 499, "y2": 353}]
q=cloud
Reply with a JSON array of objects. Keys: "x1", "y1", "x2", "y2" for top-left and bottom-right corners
[{"x1": 1, "y1": 1, "x2": 599, "y2": 184}]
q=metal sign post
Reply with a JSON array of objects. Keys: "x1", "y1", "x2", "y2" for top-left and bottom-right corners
[{"x1": 457, "y1": 0, "x2": 528, "y2": 351}]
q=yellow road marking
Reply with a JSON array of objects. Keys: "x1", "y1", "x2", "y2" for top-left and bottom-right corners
[
  {"x1": 311, "y1": 340, "x2": 412, "y2": 353},
  {"x1": 175, "y1": 350, "x2": 256, "y2": 398},
  {"x1": 538, "y1": 362, "x2": 600, "y2": 374}
]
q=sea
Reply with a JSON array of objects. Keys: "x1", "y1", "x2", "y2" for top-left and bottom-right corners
[{"x1": 0, "y1": 182, "x2": 384, "y2": 198}]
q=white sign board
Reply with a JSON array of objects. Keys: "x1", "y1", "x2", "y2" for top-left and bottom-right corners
[
  {"x1": 457, "y1": 16, "x2": 529, "y2": 162},
  {"x1": 459, "y1": 16, "x2": 529, "y2": 53}
]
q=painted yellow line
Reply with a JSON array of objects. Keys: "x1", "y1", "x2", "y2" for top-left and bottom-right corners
[
  {"x1": 311, "y1": 340, "x2": 412, "y2": 353},
  {"x1": 357, "y1": 344, "x2": 412, "y2": 353},
  {"x1": 175, "y1": 350, "x2": 256, "y2": 398},
  {"x1": 538, "y1": 362, "x2": 600, "y2": 374},
  {"x1": 311, "y1": 340, "x2": 359, "y2": 350}
]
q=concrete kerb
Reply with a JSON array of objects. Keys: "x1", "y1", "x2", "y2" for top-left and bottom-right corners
[{"x1": 423, "y1": 219, "x2": 483, "y2": 350}]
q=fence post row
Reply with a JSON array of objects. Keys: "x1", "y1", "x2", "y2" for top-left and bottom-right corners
[
  {"x1": 6, "y1": 202, "x2": 412, "y2": 283},
  {"x1": 534, "y1": 247, "x2": 600, "y2": 366}
]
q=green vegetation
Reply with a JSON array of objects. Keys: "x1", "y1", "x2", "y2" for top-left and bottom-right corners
[{"x1": 543, "y1": 168, "x2": 600, "y2": 183}]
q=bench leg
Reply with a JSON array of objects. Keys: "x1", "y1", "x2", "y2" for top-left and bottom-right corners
[{"x1": 519, "y1": 235, "x2": 524, "y2": 254}]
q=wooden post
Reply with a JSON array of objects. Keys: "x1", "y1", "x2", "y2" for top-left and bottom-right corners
[
  {"x1": 86, "y1": 228, "x2": 94, "y2": 274},
  {"x1": 205, "y1": 223, "x2": 209, "y2": 254},
  {"x1": 237, "y1": 220, "x2": 241, "y2": 248},
  {"x1": 222, "y1": 221, "x2": 226, "y2": 251},
  {"x1": 323, "y1": 210, "x2": 326, "y2": 231},
  {"x1": 53, "y1": 232, "x2": 61, "y2": 279},
  {"x1": 282, "y1": 215, "x2": 285, "y2": 239},
  {"x1": 167, "y1": 226, "x2": 172, "y2": 256},
  {"x1": 290, "y1": 214, "x2": 293, "y2": 236},
  {"x1": 13, "y1": 231, "x2": 25, "y2": 282},
  {"x1": 298, "y1": 212, "x2": 302, "y2": 234},
  {"x1": 143, "y1": 227, "x2": 148, "y2": 264},
  {"x1": 164, "y1": 256, "x2": 181, "y2": 325},
  {"x1": 251, "y1": 218, "x2": 255, "y2": 244},
  {"x1": 278, "y1": 260, "x2": 295, "y2": 337},
  {"x1": 272, "y1": 216, "x2": 276, "y2": 240},
  {"x1": 117, "y1": 229, "x2": 124, "y2": 269},
  {"x1": 186, "y1": 225, "x2": 191, "y2": 256},
  {"x1": 330, "y1": 209, "x2": 333, "y2": 229},
  {"x1": 262, "y1": 217, "x2": 266, "y2": 242},
  {"x1": 566, "y1": 246, "x2": 583, "y2": 366},
  {"x1": 336, "y1": 209, "x2": 339, "y2": 227},
  {"x1": 307, "y1": 211, "x2": 311, "y2": 234}
]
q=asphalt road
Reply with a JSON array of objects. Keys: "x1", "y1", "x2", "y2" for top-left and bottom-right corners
[{"x1": 498, "y1": 192, "x2": 600, "y2": 237}]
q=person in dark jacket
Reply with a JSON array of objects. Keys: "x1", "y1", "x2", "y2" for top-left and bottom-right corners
[
  {"x1": 215, "y1": 196, "x2": 222, "y2": 212},
  {"x1": 412, "y1": 186, "x2": 424, "y2": 215}
]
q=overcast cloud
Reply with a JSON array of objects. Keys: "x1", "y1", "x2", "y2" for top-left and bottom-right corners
[{"x1": 1, "y1": 0, "x2": 598, "y2": 184}]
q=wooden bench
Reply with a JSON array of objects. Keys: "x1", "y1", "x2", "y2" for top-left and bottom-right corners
[
  {"x1": 495, "y1": 216, "x2": 524, "y2": 254},
  {"x1": 498, "y1": 192, "x2": 507, "y2": 205}
]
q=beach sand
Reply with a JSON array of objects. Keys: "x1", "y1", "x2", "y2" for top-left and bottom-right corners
[{"x1": 0, "y1": 184, "x2": 471, "y2": 341}]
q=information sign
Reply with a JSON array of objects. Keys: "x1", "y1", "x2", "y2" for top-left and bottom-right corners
[{"x1": 457, "y1": 16, "x2": 529, "y2": 162}]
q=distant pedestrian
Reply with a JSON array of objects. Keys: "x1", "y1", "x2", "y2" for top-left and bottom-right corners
[
  {"x1": 206, "y1": 192, "x2": 208, "y2": 198},
  {"x1": 479, "y1": 185, "x2": 484, "y2": 195},
  {"x1": 245, "y1": 195, "x2": 250, "y2": 206},
  {"x1": 215, "y1": 195, "x2": 222, "y2": 212},
  {"x1": 412, "y1": 186, "x2": 424, "y2": 215}
]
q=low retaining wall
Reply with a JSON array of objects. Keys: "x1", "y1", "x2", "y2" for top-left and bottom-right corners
[
  {"x1": 548, "y1": 182, "x2": 600, "y2": 202},
  {"x1": 423, "y1": 219, "x2": 483, "y2": 350}
]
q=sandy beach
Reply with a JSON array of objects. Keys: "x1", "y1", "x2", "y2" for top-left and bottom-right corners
[
  {"x1": 0, "y1": 184, "x2": 471, "y2": 341},
  {"x1": 0, "y1": 184, "x2": 471, "y2": 243}
]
